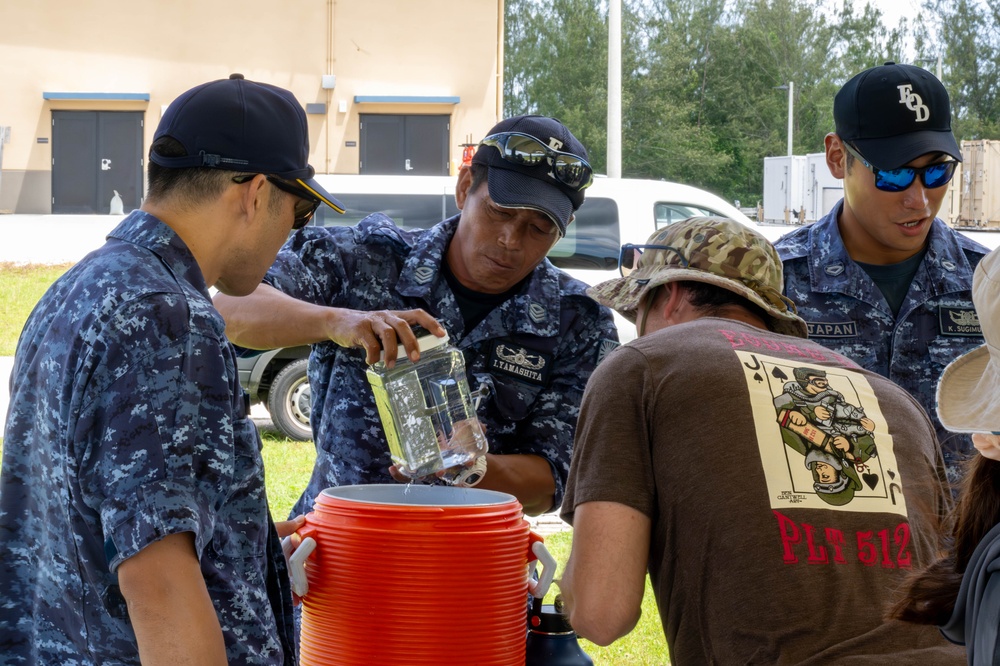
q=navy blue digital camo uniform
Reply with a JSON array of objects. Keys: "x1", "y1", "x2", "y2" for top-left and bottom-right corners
[
  {"x1": 266, "y1": 213, "x2": 618, "y2": 518},
  {"x1": 775, "y1": 202, "x2": 988, "y2": 483},
  {"x1": 0, "y1": 212, "x2": 295, "y2": 664}
]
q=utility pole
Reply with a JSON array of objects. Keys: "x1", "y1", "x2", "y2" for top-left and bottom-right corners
[
  {"x1": 607, "y1": 0, "x2": 622, "y2": 178},
  {"x1": 774, "y1": 82, "x2": 794, "y2": 156},
  {"x1": 785, "y1": 81, "x2": 793, "y2": 157}
]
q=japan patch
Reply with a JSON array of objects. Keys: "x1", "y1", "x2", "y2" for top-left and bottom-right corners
[
  {"x1": 488, "y1": 341, "x2": 552, "y2": 386},
  {"x1": 939, "y1": 306, "x2": 982, "y2": 336},
  {"x1": 806, "y1": 321, "x2": 858, "y2": 338}
]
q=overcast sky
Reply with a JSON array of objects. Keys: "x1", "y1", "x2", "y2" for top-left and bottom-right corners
[
  {"x1": 825, "y1": 0, "x2": 991, "y2": 61},
  {"x1": 865, "y1": 0, "x2": 915, "y2": 30},
  {"x1": 834, "y1": 0, "x2": 990, "y2": 35}
]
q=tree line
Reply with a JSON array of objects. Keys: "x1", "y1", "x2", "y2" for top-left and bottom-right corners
[{"x1": 503, "y1": 0, "x2": 1000, "y2": 206}]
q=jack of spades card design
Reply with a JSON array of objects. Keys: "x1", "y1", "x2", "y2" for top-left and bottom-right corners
[{"x1": 738, "y1": 350, "x2": 907, "y2": 517}]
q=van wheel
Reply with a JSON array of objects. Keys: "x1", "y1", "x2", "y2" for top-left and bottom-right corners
[{"x1": 267, "y1": 359, "x2": 312, "y2": 441}]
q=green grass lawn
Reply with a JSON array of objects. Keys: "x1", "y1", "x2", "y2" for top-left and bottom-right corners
[
  {"x1": 1, "y1": 263, "x2": 668, "y2": 664},
  {"x1": 0, "y1": 262, "x2": 74, "y2": 355}
]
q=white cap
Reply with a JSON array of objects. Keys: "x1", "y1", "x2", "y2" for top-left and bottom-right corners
[{"x1": 384, "y1": 331, "x2": 451, "y2": 362}]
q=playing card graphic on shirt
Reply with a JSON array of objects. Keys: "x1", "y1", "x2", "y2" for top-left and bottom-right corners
[{"x1": 737, "y1": 350, "x2": 907, "y2": 517}]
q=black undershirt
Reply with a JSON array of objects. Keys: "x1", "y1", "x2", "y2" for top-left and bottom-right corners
[
  {"x1": 442, "y1": 261, "x2": 527, "y2": 331},
  {"x1": 856, "y1": 246, "x2": 927, "y2": 317}
]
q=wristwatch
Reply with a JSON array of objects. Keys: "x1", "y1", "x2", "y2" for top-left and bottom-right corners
[{"x1": 453, "y1": 455, "x2": 488, "y2": 487}]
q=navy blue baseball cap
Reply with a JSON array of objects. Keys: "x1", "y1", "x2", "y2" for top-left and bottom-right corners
[
  {"x1": 834, "y1": 62, "x2": 961, "y2": 170},
  {"x1": 150, "y1": 74, "x2": 344, "y2": 213},
  {"x1": 472, "y1": 115, "x2": 589, "y2": 236}
]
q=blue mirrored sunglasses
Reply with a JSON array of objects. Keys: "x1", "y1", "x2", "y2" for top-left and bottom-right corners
[
  {"x1": 619, "y1": 243, "x2": 690, "y2": 277},
  {"x1": 843, "y1": 142, "x2": 958, "y2": 193},
  {"x1": 479, "y1": 131, "x2": 594, "y2": 191}
]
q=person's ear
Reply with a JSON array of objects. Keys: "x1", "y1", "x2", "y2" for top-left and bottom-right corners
[
  {"x1": 826, "y1": 134, "x2": 847, "y2": 180},
  {"x1": 234, "y1": 174, "x2": 269, "y2": 221},
  {"x1": 639, "y1": 283, "x2": 683, "y2": 335},
  {"x1": 658, "y1": 282, "x2": 686, "y2": 319},
  {"x1": 455, "y1": 166, "x2": 473, "y2": 210}
]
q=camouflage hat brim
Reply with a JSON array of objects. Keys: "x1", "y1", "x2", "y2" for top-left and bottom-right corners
[
  {"x1": 588, "y1": 264, "x2": 809, "y2": 338},
  {"x1": 589, "y1": 217, "x2": 808, "y2": 338}
]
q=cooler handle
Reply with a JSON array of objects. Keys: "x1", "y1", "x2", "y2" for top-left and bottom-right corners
[
  {"x1": 527, "y1": 540, "x2": 556, "y2": 599},
  {"x1": 284, "y1": 536, "x2": 317, "y2": 597}
]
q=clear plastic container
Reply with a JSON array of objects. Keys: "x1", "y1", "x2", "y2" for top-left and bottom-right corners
[{"x1": 365, "y1": 333, "x2": 488, "y2": 479}]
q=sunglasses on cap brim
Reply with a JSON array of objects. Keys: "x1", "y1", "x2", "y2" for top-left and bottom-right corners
[
  {"x1": 232, "y1": 174, "x2": 320, "y2": 230},
  {"x1": 844, "y1": 142, "x2": 958, "y2": 193},
  {"x1": 619, "y1": 243, "x2": 690, "y2": 277},
  {"x1": 478, "y1": 131, "x2": 594, "y2": 191}
]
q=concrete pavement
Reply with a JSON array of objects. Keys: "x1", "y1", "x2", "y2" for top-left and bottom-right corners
[{"x1": 0, "y1": 213, "x2": 123, "y2": 264}]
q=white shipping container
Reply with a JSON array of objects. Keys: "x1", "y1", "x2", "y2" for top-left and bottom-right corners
[
  {"x1": 939, "y1": 160, "x2": 962, "y2": 227},
  {"x1": 762, "y1": 156, "x2": 807, "y2": 225},
  {"x1": 957, "y1": 140, "x2": 1000, "y2": 228},
  {"x1": 804, "y1": 152, "x2": 843, "y2": 224}
]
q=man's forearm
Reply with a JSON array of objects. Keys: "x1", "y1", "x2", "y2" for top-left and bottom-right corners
[
  {"x1": 560, "y1": 501, "x2": 650, "y2": 646},
  {"x1": 477, "y1": 452, "x2": 556, "y2": 516},
  {"x1": 214, "y1": 283, "x2": 334, "y2": 350}
]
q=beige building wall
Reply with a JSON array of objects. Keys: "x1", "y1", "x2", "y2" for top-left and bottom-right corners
[{"x1": 0, "y1": 0, "x2": 502, "y2": 213}]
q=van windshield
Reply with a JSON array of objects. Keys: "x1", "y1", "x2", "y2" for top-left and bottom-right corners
[
  {"x1": 313, "y1": 193, "x2": 460, "y2": 230},
  {"x1": 655, "y1": 203, "x2": 720, "y2": 228},
  {"x1": 549, "y1": 197, "x2": 620, "y2": 271}
]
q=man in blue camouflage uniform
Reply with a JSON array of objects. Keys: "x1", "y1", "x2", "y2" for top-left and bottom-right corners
[
  {"x1": 776, "y1": 63, "x2": 988, "y2": 484},
  {"x1": 216, "y1": 115, "x2": 618, "y2": 517},
  {"x1": 0, "y1": 74, "x2": 345, "y2": 664}
]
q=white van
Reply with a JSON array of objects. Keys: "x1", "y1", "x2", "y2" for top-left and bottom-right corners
[{"x1": 241, "y1": 174, "x2": 790, "y2": 439}]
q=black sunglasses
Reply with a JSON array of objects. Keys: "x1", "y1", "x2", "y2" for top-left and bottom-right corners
[
  {"x1": 478, "y1": 131, "x2": 594, "y2": 190},
  {"x1": 232, "y1": 175, "x2": 320, "y2": 229},
  {"x1": 843, "y1": 143, "x2": 958, "y2": 193},
  {"x1": 619, "y1": 243, "x2": 690, "y2": 277}
]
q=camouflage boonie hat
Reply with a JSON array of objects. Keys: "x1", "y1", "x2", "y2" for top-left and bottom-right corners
[{"x1": 587, "y1": 217, "x2": 808, "y2": 338}]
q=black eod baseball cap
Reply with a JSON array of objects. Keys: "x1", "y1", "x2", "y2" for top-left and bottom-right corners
[
  {"x1": 834, "y1": 62, "x2": 962, "y2": 170},
  {"x1": 150, "y1": 74, "x2": 344, "y2": 213}
]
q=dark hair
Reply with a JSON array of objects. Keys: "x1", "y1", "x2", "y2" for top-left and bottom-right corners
[
  {"x1": 838, "y1": 135, "x2": 856, "y2": 173},
  {"x1": 890, "y1": 454, "x2": 1000, "y2": 625},
  {"x1": 676, "y1": 280, "x2": 774, "y2": 329},
  {"x1": 147, "y1": 136, "x2": 253, "y2": 203},
  {"x1": 468, "y1": 162, "x2": 488, "y2": 193}
]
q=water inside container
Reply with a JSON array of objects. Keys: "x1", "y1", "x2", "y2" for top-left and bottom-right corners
[{"x1": 367, "y1": 338, "x2": 487, "y2": 478}]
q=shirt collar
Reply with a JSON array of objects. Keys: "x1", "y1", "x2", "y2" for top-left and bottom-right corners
[
  {"x1": 107, "y1": 210, "x2": 209, "y2": 296},
  {"x1": 396, "y1": 215, "x2": 565, "y2": 338},
  {"x1": 807, "y1": 201, "x2": 975, "y2": 299}
]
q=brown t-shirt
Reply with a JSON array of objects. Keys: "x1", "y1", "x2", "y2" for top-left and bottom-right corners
[{"x1": 562, "y1": 318, "x2": 964, "y2": 664}]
